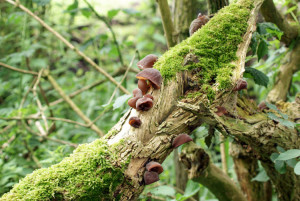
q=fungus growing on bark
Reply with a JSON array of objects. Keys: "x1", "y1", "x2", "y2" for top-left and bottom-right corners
[
  {"x1": 145, "y1": 161, "x2": 164, "y2": 174},
  {"x1": 136, "y1": 68, "x2": 162, "y2": 89},
  {"x1": 144, "y1": 94, "x2": 154, "y2": 100},
  {"x1": 189, "y1": 13, "x2": 210, "y2": 36},
  {"x1": 138, "y1": 79, "x2": 150, "y2": 95},
  {"x1": 258, "y1": 101, "x2": 268, "y2": 111},
  {"x1": 133, "y1": 88, "x2": 143, "y2": 98},
  {"x1": 128, "y1": 97, "x2": 139, "y2": 109},
  {"x1": 137, "y1": 54, "x2": 158, "y2": 70},
  {"x1": 136, "y1": 97, "x2": 153, "y2": 111},
  {"x1": 215, "y1": 106, "x2": 228, "y2": 116},
  {"x1": 172, "y1": 134, "x2": 193, "y2": 148},
  {"x1": 129, "y1": 117, "x2": 142, "y2": 128},
  {"x1": 233, "y1": 79, "x2": 248, "y2": 91},
  {"x1": 144, "y1": 171, "x2": 159, "y2": 185}
]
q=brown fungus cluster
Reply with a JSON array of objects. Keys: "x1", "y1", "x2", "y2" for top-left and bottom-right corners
[
  {"x1": 144, "y1": 161, "x2": 164, "y2": 185},
  {"x1": 127, "y1": 54, "x2": 162, "y2": 128}
]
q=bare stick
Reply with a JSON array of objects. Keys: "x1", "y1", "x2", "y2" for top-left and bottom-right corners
[
  {"x1": 220, "y1": 135, "x2": 228, "y2": 174},
  {"x1": 5, "y1": 0, "x2": 130, "y2": 95},
  {"x1": 0, "y1": 116, "x2": 87, "y2": 127},
  {"x1": 22, "y1": 122, "x2": 78, "y2": 148},
  {"x1": 32, "y1": 69, "x2": 49, "y2": 131},
  {"x1": 107, "y1": 54, "x2": 135, "y2": 105},
  {"x1": 156, "y1": 0, "x2": 176, "y2": 48},
  {"x1": 45, "y1": 71, "x2": 104, "y2": 136},
  {"x1": 0, "y1": 62, "x2": 38, "y2": 75}
]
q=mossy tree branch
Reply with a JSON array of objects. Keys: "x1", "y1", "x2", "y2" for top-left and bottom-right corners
[{"x1": 4, "y1": 0, "x2": 299, "y2": 200}]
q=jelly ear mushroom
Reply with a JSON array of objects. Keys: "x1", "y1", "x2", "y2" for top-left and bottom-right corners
[
  {"x1": 128, "y1": 97, "x2": 139, "y2": 109},
  {"x1": 136, "y1": 69, "x2": 162, "y2": 89},
  {"x1": 144, "y1": 94, "x2": 154, "y2": 100},
  {"x1": 138, "y1": 79, "x2": 150, "y2": 95},
  {"x1": 133, "y1": 88, "x2": 143, "y2": 98},
  {"x1": 233, "y1": 79, "x2": 248, "y2": 91},
  {"x1": 172, "y1": 134, "x2": 193, "y2": 148},
  {"x1": 215, "y1": 106, "x2": 228, "y2": 117},
  {"x1": 146, "y1": 161, "x2": 164, "y2": 174},
  {"x1": 137, "y1": 54, "x2": 158, "y2": 70},
  {"x1": 144, "y1": 171, "x2": 159, "y2": 185},
  {"x1": 129, "y1": 117, "x2": 142, "y2": 128},
  {"x1": 136, "y1": 97, "x2": 153, "y2": 111}
]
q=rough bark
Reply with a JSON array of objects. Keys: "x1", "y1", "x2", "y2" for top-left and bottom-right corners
[
  {"x1": 230, "y1": 143, "x2": 267, "y2": 201},
  {"x1": 207, "y1": 0, "x2": 229, "y2": 15},
  {"x1": 267, "y1": 41, "x2": 300, "y2": 103},
  {"x1": 2, "y1": 0, "x2": 299, "y2": 200},
  {"x1": 179, "y1": 142, "x2": 247, "y2": 201}
]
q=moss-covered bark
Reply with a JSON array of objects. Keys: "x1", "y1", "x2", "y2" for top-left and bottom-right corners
[{"x1": 3, "y1": 0, "x2": 299, "y2": 200}]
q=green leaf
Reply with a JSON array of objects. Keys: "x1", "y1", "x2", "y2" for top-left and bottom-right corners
[
  {"x1": 113, "y1": 94, "x2": 131, "y2": 110},
  {"x1": 244, "y1": 67, "x2": 269, "y2": 87},
  {"x1": 276, "y1": 149, "x2": 300, "y2": 161},
  {"x1": 257, "y1": 39, "x2": 268, "y2": 61},
  {"x1": 81, "y1": 8, "x2": 92, "y2": 18},
  {"x1": 150, "y1": 185, "x2": 176, "y2": 197},
  {"x1": 252, "y1": 169, "x2": 269, "y2": 182},
  {"x1": 257, "y1": 22, "x2": 281, "y2": 35},
  {"x1": 107, "y1": 9, "x2": 120, "y2": 20},
  {"x1": 286, "y1": 158, "x2": 298, "y2": 168},
  {"x1": 32, "y1": 0, "x2": 51, "y2": 6},
  {"x1": 274, "y1": 160, "x2": 286, "y2": 174},
  {"x1": 250, "y1": 32, "x2": 259, "y2": 55},
  {"x1": 270, "y1": 153, "x2": 279, "y2": 162},
  {"x1": 183, "y1": 180, "x2": 200, "y2": 198},
  {"x1": 294, "y1": 162, "x2": 300, "y2": 175}
]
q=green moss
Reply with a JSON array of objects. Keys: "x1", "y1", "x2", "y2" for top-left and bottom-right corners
[
  {"x1": 186, "y1": 91, "x2": 203, "y2": 99},
  {"x1": 154, "y1": 0, "x2": 252, "y2": 95},
  {"x1": 105, "y1": 128, "x2": 118, "y2": 139},
  {"x1": 1, "y1": 139, "x2": 128, "y2": 201}
]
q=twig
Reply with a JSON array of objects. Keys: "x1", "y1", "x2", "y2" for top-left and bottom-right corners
[
  {"x1": 220, "y1": 134, "x2": 228, "y2": 174},
  {"x1": 22, "y1": 121, "x2": 78, "y2": 147},
  {"x1": 0, "y1": 123, "x2": 15, "y2": 135},
  {"x1": 45, "y1": 71, "x2": 104, "y2": 136},
  {"x1": 0, "y1": 116, "x2": 87, "y2": 127},
  {"x1": 83, "y1": 0, "x2": 124, "y2": 66},
  {"x1": 49, "y1": 67, "x2": 138, "y2": 107},
  {"x1": 0, "y1": 62, "x2": 38, "y2": 75},
  {"x1": 88, "y1": 105, "x2": 112, "y2": 127},
  {"x1": 32, "y1": 69, "x2": 49, "y2": 131},
  {"x1": 5, "y1": 0, "x2": 130, "y2": 95},
  {"x1": 107, "y1": 54, "x2": 136, "y2": 105},
  {"x1": 19, "y1": 77, "x2": 37, "y2": 116},
  {"x1": 156, "y1": 0, "x2": 176, "y2": 48}
]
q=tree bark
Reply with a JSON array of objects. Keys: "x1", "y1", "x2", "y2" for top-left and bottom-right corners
[{"x1": 3, "y1": 0, "x2": 300, "y2": 200}]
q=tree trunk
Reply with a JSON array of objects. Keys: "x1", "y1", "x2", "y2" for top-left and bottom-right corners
[{"x1": 2, "y1": 0, "x2": 299, "y2": 200}]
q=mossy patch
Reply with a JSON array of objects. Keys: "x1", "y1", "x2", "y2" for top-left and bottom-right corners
[
  {"x1": 154, "y1": 0, "x2": 252, "y2": 100},
  {"x1": 1, "y1": 139, "x2": 129, "y2": 201}
]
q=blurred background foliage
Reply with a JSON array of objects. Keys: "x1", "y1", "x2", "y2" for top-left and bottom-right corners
[{"x1": 0, "y1": 0, "x2": 299, "y2": 200}]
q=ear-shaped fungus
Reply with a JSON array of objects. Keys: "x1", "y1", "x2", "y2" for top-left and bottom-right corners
[
  {"x1": 215, "y1": 106, "x2": 228, "y2": 117},
  {"x1": 144, "y1": 94, "x2": 154, "y2": 100},
  {"x1": 138, "y1": 79, "x2": 150, "y2": 95},
  {"x1": 137, "y1": 54, "x2": 158, "y2": 70},
  {"x1": 233, "y1": 79, "x2": 248, "y2": 91},
  {"x1": 172, "y1": 134, "x2": 193, "y2": 148},
  {"x1": 136, "y1": 97, "x2": 153, "y2": 111},
  {"x1": 146, "y1": 161, "x2": 164, "y2": 174},
  {"x1": 129, "y1": 117, "x2": 142, "y2": 128},
  {"x1": 136, "y1": 68, "x2": 162, "y2": 89},
  {"x1": 144, "y1": 171, "x2": 159, "y2": 185},
  {"x1": 128, "y1": 97, "x2": 139, "y2": 109},
  {"x1": 133, "y1": 88, "x2": 143, "y2": 98}
]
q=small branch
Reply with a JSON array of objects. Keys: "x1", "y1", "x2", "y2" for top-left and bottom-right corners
[
  {"x1": 220, "y1": 134, "x2": 228, "y2": 174},
  {"x1": 32, "y1": 69, "x2": 49, "y2": 131},
  {"x1": 0, "y1": 62, "x2": 39, "y2": 75},
  {"x1": 49, "y1": 67, "x2": 138, "y2": 107},
  {"x1": 83, "y1": 0, "x2": 124, "y2": 66},
  {"x1": 45, "y1": 71, "x2": 104, "y2": 136},
  {"x1": 5, "y1": 0, "x2": 130, "y2": 95},
  {"x1": 22, "y1": 121, "x2": 78, "y2": 148},
  {"x1": 156, "y1": 0, "x2": 176, "y2": 48},
  {"x1": 260, "y1": 0, "x2": 299, "y2": 45},
  {"x1": 0, "y1": 116, "x2": 87, "y2": 127}
]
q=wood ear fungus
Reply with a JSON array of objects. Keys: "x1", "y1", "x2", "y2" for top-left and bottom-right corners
[
  {"x1": 129, "y1": 117, "x2": 142, "y2": 128},
  {"x1": 215, "y1": 106, "x2": 228, "y2": 117},
  {"x1": 172, "y1": 134, "x2": 193, "y2": 148},
  {"x1": 233, "y1": 79, "x2": 248, "y2": 91},
  {"x1": 138, "y1": 79, "x2": 150, "y2": 95},
  {"x1": 128, "y1": 97, "x2": 139, "y2": 109},
  {"x1": 136, "y1": 68, "x2": 162, "y2": 89},
  {"x1": 146, "y1": 161, "x2": 164, "y2": 174},
  {"x1": 144, "y1": 94, "x2": 153, "y2": 100},
  {"x1": 137, "y1": 54, "x2": 158, "y2": 70},
  {"x1": 136, "y1": 97, "x2": 153, "y2": 111},
  {"x1": 133, "y1": 88, "x2": 143, "y2": 98},
  {"x1": 144, "y1": 171, "x2": 159, "y2": 185},
  {"x1": 258, "y1": 101, "x2": 268, "y2": 111}
]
